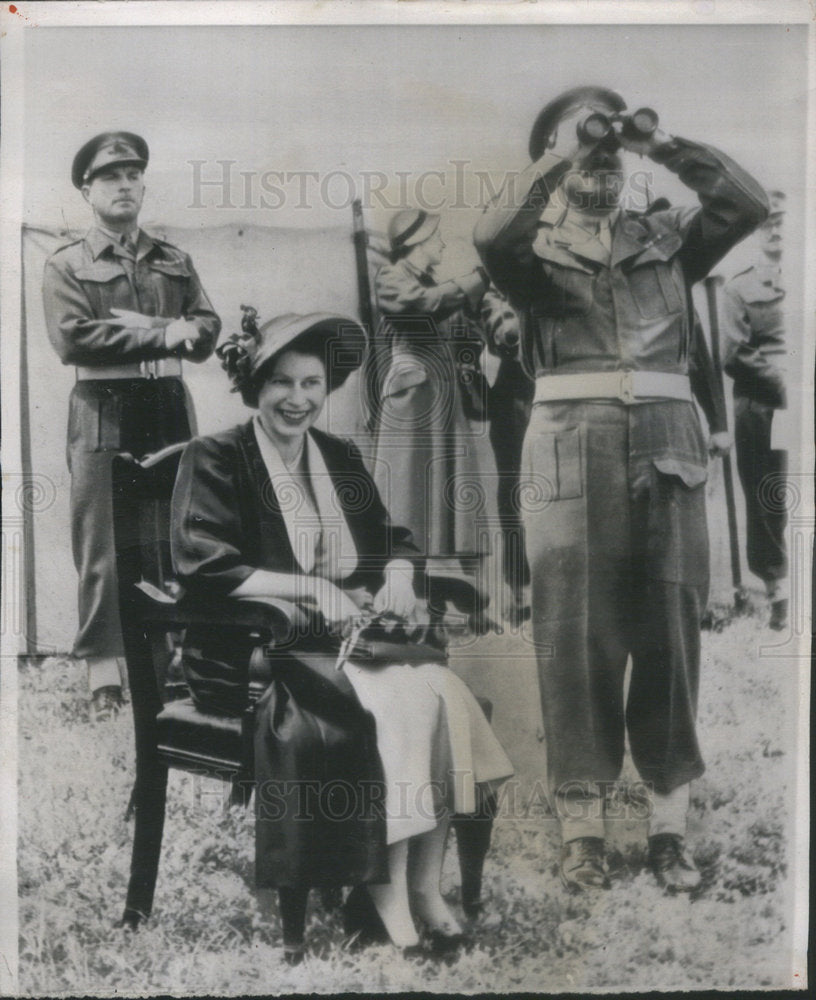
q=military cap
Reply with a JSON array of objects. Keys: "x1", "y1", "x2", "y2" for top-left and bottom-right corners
[
  {"x1": 72, "y1": 131, "x2": 149, "y2": 189},
  {"x1": 387, "y1": 208, "x2": 441, "y2": 252},
  {"x1": 529, "y1": 86, "x2": 626, "y2": 161}
]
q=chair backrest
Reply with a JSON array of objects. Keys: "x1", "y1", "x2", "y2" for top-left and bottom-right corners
[
  {"x1": 112, "y1": 443, "x2": 186, "y2": 595},
  {"x1": 112, "y1": 444, "x2": 188, "y2": 713}
]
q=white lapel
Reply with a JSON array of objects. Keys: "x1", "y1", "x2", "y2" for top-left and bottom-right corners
[
  {"x1": 304, "y1": 433, "x2": 359, "y2": 581},
  {"x1": 252, "y1": 417, "x2": 316, "y2": 575},
  {"x1": 252, "y1": 419, "x2": 360, "y2": 580}
]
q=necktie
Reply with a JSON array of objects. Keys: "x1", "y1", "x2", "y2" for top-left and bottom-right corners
[{"x1": 120, "y1": 233, "x2": 137, "y2": 257}]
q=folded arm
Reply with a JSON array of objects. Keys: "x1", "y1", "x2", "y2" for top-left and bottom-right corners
[
  {"x1": 721, "y1": 285, "x2": 786, "y2": 408},
  {"x1": 43, "y1": 252, "x2": 220, "y2": 366},
  {"x1": 43, "y1": 257, "x2": 170, "y2": 365}
]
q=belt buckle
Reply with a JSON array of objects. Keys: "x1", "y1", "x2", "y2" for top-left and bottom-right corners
[
  {"x1": 618, "y1": 370, "x2": 635, "y2": 404},
  {"x1": 140, "y1": 360, "x2": 158, "y2": 379}
]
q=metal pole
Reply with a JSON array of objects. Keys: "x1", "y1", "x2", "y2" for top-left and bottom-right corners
[
  {"x1": 352, "y1": 199, "x2": 374, "y2": 336},
  {"x1": 704, "y1": 274, "x2": 747, "y2": 611}
]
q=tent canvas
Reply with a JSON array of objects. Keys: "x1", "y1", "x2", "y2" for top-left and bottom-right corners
[
  {"x1": 20, "y1": 219, "x2": 741, "y2": 659},
  {"x1": 21, "y1": 221, "x2": 371, "y2": 655}
]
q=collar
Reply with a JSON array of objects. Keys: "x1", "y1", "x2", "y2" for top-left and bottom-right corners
[
  {"x1": 86, "y1": 224, "x2": 153, "y2": 261},
  {"x1": 565, "y1": 207, "x2": 620, "y2": 237},
  {"x1": 540, "y1": 208, "x2": 620, "y2": 267}
]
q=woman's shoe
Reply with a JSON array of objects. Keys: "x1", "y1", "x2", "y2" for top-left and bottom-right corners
[
  {"x1": 425, "y1": 929, "x2": 473, "y2": 957},
  {"x1": 342, "y1": 886, "x2": 390, "y2": 948}
]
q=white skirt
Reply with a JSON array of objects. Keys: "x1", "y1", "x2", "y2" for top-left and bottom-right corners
[{"x1": 343, "y1": 661, "x2": 514, "y2": 844}]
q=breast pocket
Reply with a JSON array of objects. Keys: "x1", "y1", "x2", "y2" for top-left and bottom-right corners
[
  {"x1": 74, "y1": 261, "x2": 128, "y2": 314},
  {"x1": 627, "y1": 261, "x2": 685, "y2": 320},
  {"x1": 147, "y1": 258, "x2": 193, "y2": 314}
]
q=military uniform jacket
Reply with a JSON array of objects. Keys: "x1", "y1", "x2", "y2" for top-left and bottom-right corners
[
  {"x1": 722, "y1": 264, "x2": 786, "y2": 408},
  {"x1": 43, "y1": 226, "x2": 220, "y2": 367},
  {"x1": 474, "y1": 136, "x2": 768, "y2": 477}
]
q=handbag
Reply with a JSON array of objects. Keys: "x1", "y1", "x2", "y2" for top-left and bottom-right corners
[
  {"x1": 456, "y1": 361, "x2": 490, "y2": 422},
  {"x1": 339, "y1": 613, "x2": 448, "y2": 670}
]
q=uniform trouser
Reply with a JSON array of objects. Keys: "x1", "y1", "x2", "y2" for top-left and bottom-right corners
[
  {"x1": 521, "y1": 402, "x2": 708, "y2": 839},
  {"x1": 733, "y1": 396, "x2": 788, "y2": 591},
  {"x1": 67, "y1": 378, "x2": 192, "y2": 670}
]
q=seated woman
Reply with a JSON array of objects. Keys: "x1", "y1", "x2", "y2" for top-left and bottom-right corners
[{"x1": 171, "y1": 310, "x2": 513, "y2": 962}]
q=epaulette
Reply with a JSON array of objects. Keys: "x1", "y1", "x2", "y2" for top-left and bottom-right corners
[
  {"x1": 150, "y1": 235, "x2": 183, "y2": 251},
  {"x1": 48, "y1": 237, "x2": 84, "y2": 258}
]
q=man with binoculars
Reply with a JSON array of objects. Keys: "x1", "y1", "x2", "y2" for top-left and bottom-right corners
[{"x1": 474, "y1": 86, "x2": 768, "y2": 894}]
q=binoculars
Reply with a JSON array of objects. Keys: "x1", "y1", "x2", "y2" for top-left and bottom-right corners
[{"x1": 575, "y1": 108, "x2": 659, "y2": 146}]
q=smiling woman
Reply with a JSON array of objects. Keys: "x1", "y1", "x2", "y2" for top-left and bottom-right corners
[
  {"x1": 170, "y1": 309, "x2": 513, "y2": 963},
  {"x1": 255, "y1": 345, "x2": 328, "y2": 465}
]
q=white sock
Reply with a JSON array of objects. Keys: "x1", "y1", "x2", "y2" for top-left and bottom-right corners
[{"x1": 650, "y1": 784, "x2": 690, "y2": 839}]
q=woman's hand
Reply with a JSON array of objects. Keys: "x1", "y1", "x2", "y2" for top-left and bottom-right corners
[
  {"x1": 373, "y1": 560, "x2": 417, "y2": 620},
  {"x1": 309, "y1": 578, "x2": 361, "y2": 628}
]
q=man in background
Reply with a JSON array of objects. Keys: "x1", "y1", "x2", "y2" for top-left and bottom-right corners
[
  {"x1": 42, "y1": 132, "x2": 220, "y2": 720},
  {"x1": 722, "y1": 191, "x2": 789, "y2": 631},
  {"x1": 480, "y1": 289, "x2": 534, "y2": 625}
]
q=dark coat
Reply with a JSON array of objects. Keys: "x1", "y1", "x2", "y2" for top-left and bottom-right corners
[
  {"x1": 172, "y1": 420, "x2": 417, "y2": 600},
  {"x1": 170, "y1": 419, "x2": 418, "y2": 888}
]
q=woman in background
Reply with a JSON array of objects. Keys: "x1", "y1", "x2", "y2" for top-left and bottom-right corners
[{"x1": 369, "y1": 209, "x2": 493, "y2": 569}]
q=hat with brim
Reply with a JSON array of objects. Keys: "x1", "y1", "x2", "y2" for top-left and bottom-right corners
[
  {"x1": 72, "y1": 131, "x2": 149, "y2": 189},
  {"x1": 529, "y1": 86, "x2": 626, "y2": 161},
  {"x1": 387, "y1": 209, "x2": 441, "y2": 252},
  {"x1": 250, "y1": 313, "x2": 367, "y2": 395}
]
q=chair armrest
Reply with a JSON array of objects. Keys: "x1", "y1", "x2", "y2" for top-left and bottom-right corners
[{"x1": 134, "y1": 585, "x2": 309, "y2": 646}]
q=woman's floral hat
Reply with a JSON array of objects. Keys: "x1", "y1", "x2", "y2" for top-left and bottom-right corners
[{"x1": 216, "y1": 306, "x2": 367, "y2": 399}]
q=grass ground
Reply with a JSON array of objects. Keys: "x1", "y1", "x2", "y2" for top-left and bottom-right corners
[{"x1": 17, "y1": 602, "x2": 803, "y2": 995}]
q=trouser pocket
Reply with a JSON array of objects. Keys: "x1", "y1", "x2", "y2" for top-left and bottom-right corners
[
  {"x1": 645, "y1": 458, "x2": 709, "y2": 587},
  {"x1": 522, "y1": 424, "x2": 583, "y2": 504}
]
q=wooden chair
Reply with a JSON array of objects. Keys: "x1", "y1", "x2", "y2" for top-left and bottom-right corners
[{"x1": 112, "y1": 444, "x2": 497, "y2": 954}]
